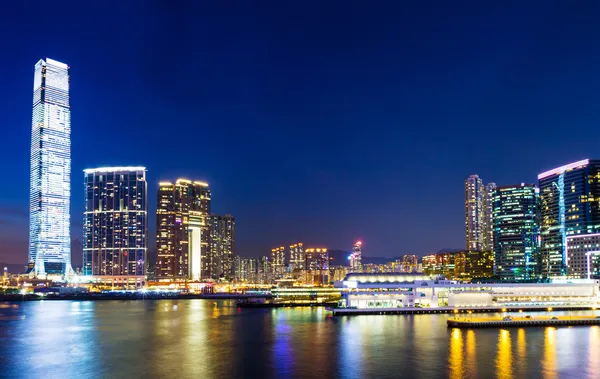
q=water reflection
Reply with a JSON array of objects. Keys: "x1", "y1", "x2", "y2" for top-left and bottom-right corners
[
  {"x1": 448, "y1": 328, "x2": 464, "y2": 379},
  {"x1": 542, "y1": 327, "x2": 557, "y2": 379},
  {"x1": 1, "y1": 303, "x2": 600, "y2": 379},
  {"x1": 495, "y1": 329, "x2": 513, "y2": 379}
]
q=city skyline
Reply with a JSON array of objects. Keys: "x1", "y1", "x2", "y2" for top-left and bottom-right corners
[{"x1": 4, "y1": 2, "x2": 600, "y2": 266}]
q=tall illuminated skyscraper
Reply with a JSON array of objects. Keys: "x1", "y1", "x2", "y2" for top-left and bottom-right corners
[
  {"x1": 156, "y1": 179, "x2": 211, "y2": 280},
  {"x1": 28, "y1": 58, "x2": 74, "y2": 278},
  {"x1": 465, "y1": 175, "x2": 495, "y2": 251},
  {"x1": 83, "y1": 167, "x2": 148, "y2": 282},
  {"x1": 493, "y1": 184, "x2": 539, "y2": 280},
  {"x1": 349, "y1": 241, "x2": 363, "y2": 271},
  {"x1": 271, "y1": 246, "x2": 286, "y2": 279},
  {"x1": 538, "y1": 159, "x2": 600, "y2": 276}
]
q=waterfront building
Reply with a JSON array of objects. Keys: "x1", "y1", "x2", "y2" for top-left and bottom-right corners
[
  {"x1": 28, "y1": 58, "x2": 74, "y2": 278},
  {"x1": 566, "y1": 234, "x2": 600, "y2": 279},
  {"x1": 335, "y1": 273, "x2": 599, "y2": 310},
  {"x1": 305, "y1": 248, "x2": 329, "y2": 285},
  {"x1": 209, "y1": 214, "x2": 235, "y2": 281},
  {"x1": 493, "y1": 184, "x2": 539, "y2": 280},
  {"x1": 271, "y1": 246, "x2": 286, "y2": 279},
  {"x1": 349, "y1": 241, "x2": 363, "y2": 272},
  {"x1": 156, "y1": 180, "x2": 211, "y2": 280},
  {"x1": 257, "y1": 255, "x2": 271, "y2": 284},
  {"x1": 538, "y1": 159, "x2": 600, "y2": 276},
  {"x1": 464, "y1": 250, "x2": 494, "y2": 280},
  {"x1": 401, "y1": 255, "x2": 419, "y2": 273},
  {"x1": 83, "y1": 167, "x2": 148, "y2": 286}
]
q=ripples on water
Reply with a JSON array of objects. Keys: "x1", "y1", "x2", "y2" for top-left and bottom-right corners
[{"x1": 0, "y1": 301, "x2": 598, "y2": 379}]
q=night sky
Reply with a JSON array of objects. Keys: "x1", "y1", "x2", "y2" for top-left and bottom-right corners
[{"x1": 2, "y1": 1, "x2": 600, "y2": 267}]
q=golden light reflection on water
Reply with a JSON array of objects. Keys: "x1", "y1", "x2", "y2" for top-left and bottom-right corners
[
  {"x1": 588, "y1": 326, "x2": 600, "y2": 379},
  {"x1": 448, "y1": 328, "x2": 464, "y2": 379},
  {"x1": 495, "y1": 329, "x2": 513, "y2": 379},
  {"x1": 516, "y1": 329, "x2": 527, "y2": 376},
  {"x1": 542, "y1": 327, "x2": 557, "y2": 379},
  {"x1": 465, "y1": 329, "x2": 477, "y2": 378}
]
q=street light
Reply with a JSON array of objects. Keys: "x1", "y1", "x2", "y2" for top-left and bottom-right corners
[
  {"x1": 454, "y1": 309, "x2": 458, "y2": 320},
  {"x1": 468, "y1": 310, "x2": 473, "y2": 322},
  {"x1": 519, "y1": 309, "x2": 523, "y2": 319}
]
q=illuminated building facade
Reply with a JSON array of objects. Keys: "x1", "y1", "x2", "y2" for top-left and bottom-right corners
[
  {"x1": 257, "y1": 255, "x2": 271, "y2": 284},
  {"x1": 209, "y1": 214, "x2": 235, "y2": 281},
  {"x1": 305, "y1": 248, "x2": 329, "y2": 285},
  {"x1": 271, "y1": 246, "x2": 286, "y2": 279},
  {"x1": 401, "y1": 255, "x2": 419, "y2": 273},
  {"x1": 156, "y1": 180, "x2": 211, "y2": 280},
  {"x1": 492, "y1": 184, "x2": 539, "y2": 280},
  {"x1": 421, "y1": 250, "x2": 493, "y2": 281},
  {"x1": 29, "y1": 58, "x2": 74, "y2": 278},
  {"x1": 465, "y1": 175, "x2": 495, "y2": 251},
  {"x1": 289, "y1": 243, "x2": 305, "y2": 271},
  {"x1": 234, "y1": 256, "x2": 257, "y2": 283},
  {"x1": 349, "y1": 241, "x2": 363, "y2": 271},
  {"x1": 83, "y1": 167, "x2": 148, "y2": 279},
  {"x1": 538, "y1": 159, "x2": 600, "y2": 276},
  {"x1": 566, "y1": 234, "x2": 600, "y2": 279}
]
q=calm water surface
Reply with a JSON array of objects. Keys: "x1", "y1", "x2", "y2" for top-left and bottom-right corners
[{"x1": 0, "y1": 300, "x2": 598, "y2": 378}]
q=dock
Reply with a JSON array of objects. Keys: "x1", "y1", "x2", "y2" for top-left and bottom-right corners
[
  {"x1": 447, "y1": 315, "x2": 600, "y2": 328},
  {"x1": 328, "y1": 305, "x2": 597, "y2": 316}
]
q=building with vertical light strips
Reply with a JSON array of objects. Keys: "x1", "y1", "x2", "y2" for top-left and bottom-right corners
[
  {"x1": 28, "y1": 58, "x2": 74, "y2": 278},
  {"x1": 156, "y1": 179, "x2": 211, "y2": 280},
  {"x1": 271, "y1": 246, "x2": 286, "y2": 279},
  {"x1": 83, "y1": 167, "x2": 148, "y2": 284}
]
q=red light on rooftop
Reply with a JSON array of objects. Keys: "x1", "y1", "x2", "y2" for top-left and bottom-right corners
[{"x1": 355, "y1": 241, "x2": 362, "y2": 246}]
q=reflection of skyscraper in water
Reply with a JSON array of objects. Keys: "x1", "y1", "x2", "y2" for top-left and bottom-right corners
[{"x1": 29, "y1": 58, "x2": 74, "y2": 278}]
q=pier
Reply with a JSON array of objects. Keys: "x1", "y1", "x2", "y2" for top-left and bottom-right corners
[{"x1": 447, "y1": 315, "x2": 600, "y2": 328}]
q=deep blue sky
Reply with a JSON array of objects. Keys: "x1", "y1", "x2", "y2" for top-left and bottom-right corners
[{"x1": 2, "y1": 1, "x2": 600, "y2": 266}]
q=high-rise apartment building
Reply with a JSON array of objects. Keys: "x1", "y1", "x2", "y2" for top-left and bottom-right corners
[
  {"x1": 305, "y1": 248, "x2": 329, "y2": 285},
  {"x1": 465, "y1": 175, "x2": 496, "y2": 251},
  {"x1": 234, "y1": 256, "x2": 257, "y2": 283},
  {"x1": 29, "y1": 58, "x2": 74, "y2": 278},
  {"x1": 209, "y1": 214, "x2": 235, "y2": 281},
  {"x1": 156, "y1": 180, "x2": 211, "y2": 280},
  {"x1": 257, "y1": 256, "x2": 271, "y2": 284},
  {"x1": 83, "y1": 167, "x2": 148, "y2": 282},
  {"x1": 271, "y1": 246, "x2": 285, "y2": 279},
  {"x1": 349, "y1": 241, "x2": 363, "y2": 271},
  {"x1": 289, "y1": 243, "x2": 305, "y2": 280},
  {"x1": 493, "y1": 184, "x2": 539, "y2": 280},
  {"x1": 538, "y1": 159, "x2": 600, "y2": 276}
]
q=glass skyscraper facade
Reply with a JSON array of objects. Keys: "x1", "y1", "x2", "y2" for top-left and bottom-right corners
[
  {"x1": 156, "y1": 179, "x2": 211, "y2": 280},
  {"x1": 493, "y1": 184, "x2": 539, "y2": 280},
  {"x1": 83, "y1": 167, "x2": 148, "y2": 277},
  {"x1": 538, "y1": 159, "x2": 600, "y2": 276},
  {"x1": 29, "y1": 58, "x2": 74, "y2": 277}
]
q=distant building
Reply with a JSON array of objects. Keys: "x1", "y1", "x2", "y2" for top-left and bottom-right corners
[
  {"x1": 209, "y1": 214, "x2": 235, "y2": 281},
  {"x1": 289, "y1": 243, "x2": 305, "y2": 278},
  {"x1": 234, "y1": 256, "x2": 257, "y2": 283},
  {"x1": 257, "y1": 256, "x2": 271, "y2": 284},
  {"x1": 538, "y1": 159, "x2": 600, "y2": 276},
  {"x1": 83, "y1": 167, "x2": 148, "y2": 283},
  {"x1": 465, "y1": 175, "x2": 495, "y2": 251},
  {"x1": 492, "y1": 184, "x2": 539, "y2": 280},
  {"x1": 421, "y1": 250, "x2": 493, "y2": 281},
  {"x1": 401, "y1": 255, "x2": 419, "y2": 273},
  {"x1": 566, "y1": 234, "x2": 600, "y2": 279},
  {"x1": 349, "y1": 241, "x2": 363, "y2": 272},
  {"x1": 271, "y1": 246, "x2": 286, "y2": 279},
  {"x1": 156, "y1": 180, "x2": 211, "y2": 280},
  {"x1": 305, "y1": 248, "x2": 329, "y2": 285}
]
